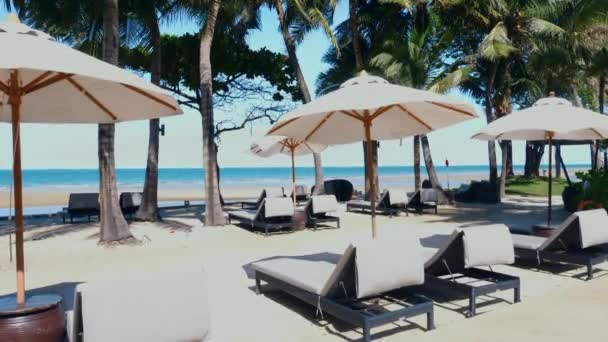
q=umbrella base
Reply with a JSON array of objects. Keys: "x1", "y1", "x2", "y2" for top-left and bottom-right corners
[{"x1": 0, "y1": 295, "x2": 66, "y2": 342}]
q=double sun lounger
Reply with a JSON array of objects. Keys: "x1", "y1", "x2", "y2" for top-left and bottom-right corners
[
  {"x1": 252, "y1": 224, "x2": 520, "y2": 341},
  {"x1": 229, "y1": 194, "x2": 340, "y2": 235},
  {"x1": 347, "y1": 188, "x2": 439, "y2": 217}
]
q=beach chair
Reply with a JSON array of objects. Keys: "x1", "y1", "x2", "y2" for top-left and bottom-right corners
[
  {"x1": 240, "y1": 187, "x2": 285, "y2": 209},
  {"x1": 62, "y1": 193, "x2": 100, "y2": 223},
  {"x1": 305, "y1": 195, "x2": 340, "y2": 229},
  {"x1": 421, "y1": 225, "x2": 520, "y2": 317},
  {"x1": 346, "y1": 191, "x2": 401, "y2": 217},
  {"x1": 406, "y1": 188, "x2": 439, "y2": 214},
  {"x1": 119, "y1": 192, "x2": 142, "y2": 218},
  {"x1": 511, "y1": 209, "x2": 608, "y2": 280},
  {"x1": 70, "y1": 270, "x2": 210, "y2": 342},
  {"x1": 291, "y1": 185, "x2": 310, "y2": 204},
  {"x1": 228, "y1": 197, "x2": 294, "y2": 235},
  {"x1": 252, "y1": 238, "x2": 435, "y2": 342}
]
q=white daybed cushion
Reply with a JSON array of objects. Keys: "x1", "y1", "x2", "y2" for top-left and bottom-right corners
[
  {"x1": 462, "y1": 224, "x2": 515, "y2": 268},
  {"x1": 512, "y1": 234, "x2": 546, "y2": 250},
  {"x1": 264, "y1": 197, "x2": 294, "y2": 218},
  {"x1": 78, "y1": 269, "x2": 210, "y2": 342},
  {"x1": 575, "y1": 209, "x2": 608, "y2": 249},
  {"x1": 265, "y1": 187, "x2": 285, "y2": 198},
  {"x1": 252, "y1": 245, "x2": 354, "y2": 296},
  {"x1": 420, "y1": 189, "x2": 439, "y2": 203},
  {"x1": 229, "y1": 210, "x2": 257, "y2": 221},
  {"x1": 355, "y1": 237, "x2": 425, "y2": 298},
  {"x1": 387, "y1": 189, "x2": 409, "y2": 205},
  {"x1": 312, "y1": 195, "x2": 339, "y2": 214}
]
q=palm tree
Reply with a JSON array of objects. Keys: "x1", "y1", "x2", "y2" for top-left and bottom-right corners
[
  {"x1": 99, "y1": 0, "x2": 134, "y2": 242},
  {"x1": 271, "y1": 0, "x2": 336, "y2": 194}
]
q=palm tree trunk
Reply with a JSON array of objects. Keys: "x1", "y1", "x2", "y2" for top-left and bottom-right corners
[
  {"x1": 274, "y1": 0, "x2": 324, "y2": 194},
  {"x1": 524, "y1": 142, "x2": 544, "y2": 177},
  {"x1": 420, "y1": 135, "x2": 441, "y2": 188},
  {"x1": 555, "y1": 145, "x2": 561, "y2": 178},
  {"x1": 485, "y1": 62, "x2": 498, "y2": 194},
  {"x1": 348, "y1": 0, "x2": 379, "y2": 197},
  {"x1": 200, "y1": 0, "x2": 225, "y2": 226},
  {"x1": 136, "y1": 15, "x2": 162, "y2": 222},
  {"x1": 571, "y1": 83, "x2": 602, "y2": 169},
  {"x1": 499, "y1": 140, "x2": 508, "y2": 198},
  {"x1": 99, "y1": 0, "x2": 132, "y2": 242},
  {"x1": 414, "y1": 135, "x2": 421, "y2": 190},
  {"x1": 600, "y1": 76, "x2": 606, "y2": 168}
]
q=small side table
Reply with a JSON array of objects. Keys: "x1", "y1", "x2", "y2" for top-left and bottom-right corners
[
  {"x1": 292, "y1": 208, "x2": 308, "y2": 231},
  {"x1": 532, "y1": 224, "x2": 557, "y2": 237},
  {"x1": 0, "y1": 294, "x2": 66, "y2": 342}
]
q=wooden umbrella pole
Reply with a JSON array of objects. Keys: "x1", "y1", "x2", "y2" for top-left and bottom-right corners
[
  {"x1": 364, "y1": 119, "x2": 377, "y2": 238},
  {"x1": 547, "y1": 132, "x2": 553, "y2": 226},
  {"x1": 9, "y1": 70, "x2": 25, "y2": 306},
  {"x1": 291, "y1": 147, "x2": 296, "y2": 205}
]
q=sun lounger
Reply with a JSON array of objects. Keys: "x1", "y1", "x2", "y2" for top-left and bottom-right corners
[
  {"x1": 119, "y1": 192, "x2": 142, "y2": 218},
  {"x1": 228, "y1": 197, "x2": 294, "y2": 235},
  {"x1": 240, "y1": 187, "x2": 285, "y2": 209},
  {"x1": 305, "y1": 195, "x2": 340, "y2": 229},
  {"x1": 346, "y1": 191, "x2": 401, "y2": 217},
  {"x1": 252, "y1": 238, "x2": 435, "y2": 341},
  {"x1": 62, "y1": 193, "x2": 100, "y2": 223},
  {"x1": 406, "y1": 188, "x2": 439, "y2": 214},
  {"x1": 71, "y1": 270, "x2": 210, "y2": 342},
  {"x1": 511, "y1": 209, "x2": 608, "y2": 280},
  {"x1": 421, "y1": 224, "x2": 520, "y2": 317}
]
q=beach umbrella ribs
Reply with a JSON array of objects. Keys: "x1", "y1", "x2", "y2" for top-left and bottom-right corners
[
  {"x1": 266, "y1": 71, "x2": 477, "y2": 238},
  {"x1": 0, "y1": 14, "x2": 182, "y2": 308}
]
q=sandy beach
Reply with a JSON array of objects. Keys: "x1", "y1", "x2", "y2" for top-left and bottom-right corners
[{"x1": 1, "y1": 195, "x2": 606, "y2": 341}]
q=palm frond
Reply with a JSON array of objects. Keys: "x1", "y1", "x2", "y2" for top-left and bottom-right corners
[{"x1": 479, "y1": 22, "x2": 517, "y2": 61}]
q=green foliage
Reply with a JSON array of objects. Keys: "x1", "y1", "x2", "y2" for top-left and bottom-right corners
[
  {"x1": 505, "y1": 176, "x2": 568, "y2": 197},
  {"x1": 574, "y1": 169, "x2": 608, "y2": 209}
]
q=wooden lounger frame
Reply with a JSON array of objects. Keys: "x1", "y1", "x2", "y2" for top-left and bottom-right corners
[
  {"x1": 346, "y1": 192, "x2": 401, "y2": 217},
  {"x1": 227, "y1": 200, "x2": 292, "y2": 236},
  {"x1": 304, "y1": 198, "x2": 340, "y2": 229},
  {"x1": 515, "y1": 246, "x2": 608, "y2": 280},
  {"x1": 424, "y1": 231, "x2": 521, "y2": 317},
  {"x1": 254, "y1": 254, "x2": 435, "y2": 342}
]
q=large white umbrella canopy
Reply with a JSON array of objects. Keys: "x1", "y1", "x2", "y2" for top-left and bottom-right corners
[
  {"x1": 473, "y1": 96, "x2": 608, "y2": 225},
  {"x1": 473, "y1": 97, "x2": 608, "y2": 141},
  {"x1": 0, "y1": 14, "x2": 182, "y2": 307},
  {"x1": 250, "y1": 136, "x2": 326, "y2": 203},
  {"x1": 267, "y1": 72, "x2": 477, "y2": 237}
]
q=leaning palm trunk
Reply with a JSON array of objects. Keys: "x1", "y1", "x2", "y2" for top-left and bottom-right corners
[
  {"x1": 421, "y1": 135, "x2": 449, "y2": 204},
  {"x1": 414, "y1": 135, "x2": 421, "y2": 190},
  {"x1": 274, "y1": 0, "x2": 324, "y2": 194},
  {"x1": 485, "y1": 63, "x2": 498, "y2": 196},
  {"x1": 200, "y1": 0, "x2": 225, "y2": 226},
  {"x1": 136, "y1": 16, "x2": 162, "y2": 222},
  {"x1": 498, "y1": 141, "x2": 508, "y2": 200},
  {"x1": 99, "y1": 0, "x2": 132, "y2": 242}
]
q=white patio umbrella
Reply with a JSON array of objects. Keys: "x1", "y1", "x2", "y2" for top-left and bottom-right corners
[
  {"x1": 266, "y1": 72, "x2": 478, "y2": 237},
  {"x1": 250, "y1": 136, "x2": 326, "y2": 204},
  {"x1": 0, "y1": 14, "x2": 182, "y2": 306},
  {"x1": 473, "y1": 95, "x2": 608, "y2": 225}
]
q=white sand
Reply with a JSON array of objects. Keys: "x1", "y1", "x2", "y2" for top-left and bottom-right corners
[{"x1": 0, "y1": 196, "x2": 606, "y2": 341}]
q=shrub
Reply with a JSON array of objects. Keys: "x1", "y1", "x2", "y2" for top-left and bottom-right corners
[{"x1": 574, "y1": 169, "x2": 608, "y2": 210}]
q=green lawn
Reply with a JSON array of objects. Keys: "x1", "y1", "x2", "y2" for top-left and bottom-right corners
[{"x1": 505, "y1": 176, "x2": 569, "y2": 197}]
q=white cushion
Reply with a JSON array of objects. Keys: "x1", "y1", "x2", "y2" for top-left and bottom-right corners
[
  {"x1": 512, "y1": 234, "x2": 546, "y2": 250},
  {"x1": 265, "y1": 187, "x2": 285, "y2": 198},
  {"x1": 264, "y1": 197, "x2": 294, "y2": 218},
  {"x1": 575, "y1": 209, "x2": 608, "y2": 249},
  {"x1": 78, "y1": 269, "x2": 210, "y2": 342},
  {"x1": 420, "y1": 189, "x2": 439, "y2": 203},
  {"x1": 312, "y1": 195, "x2": 339, "y2": 214},
  {"x1": 387, "y1": 189, "x2": 408, "y2": 205},
  {"x1": 462, "y1": 224, "x2": 515, "y2": 268},
  {"x1": 355, "y1": 237, "x2": 425, "y2": 298}
]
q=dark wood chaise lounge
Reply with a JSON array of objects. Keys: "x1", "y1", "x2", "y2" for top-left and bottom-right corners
[
  {"x1": 346, "y1": 191, "x2": 401, "y2": 217},
  {"x1": 511, "y1": 209, "x2": 608, "y2": 280},
  {"x1": 406, "y1": 188, "x2": 439, "y2": 214},
  {"x1": 304, "y1": 195, "x2": 340, "y2": 229},
  {"x1": 62, "y1": 193, "x2": 99, "y2": 223},
  {"x1": 228, "y1": 197, "x2": 294, "y2": 235},
  {"x1": 421, "y1": 225, "x2": 520, "y2": 317},
  {"x1": 240, "y1": 187, "x2": 285, "y2": 209},
  {"x1": 119, "y1": 192, "x2": 142, "y2": 218},
  {"x1": 252, "y1": 238, "x2": 435, "y2": 342}
]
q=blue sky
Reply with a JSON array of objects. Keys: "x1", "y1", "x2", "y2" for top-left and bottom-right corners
[{"x1": 0, "y1": 7, "x2": 591, "y2": 170}]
